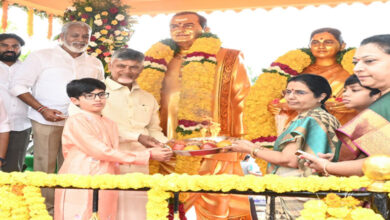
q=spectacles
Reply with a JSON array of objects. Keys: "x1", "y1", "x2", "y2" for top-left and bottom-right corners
[
  {"x1": 282, "y1": 89, "x2": 309, "y2": 97},
  {"x1": 310, "y1": 40, "x2": 337, "y2": 47},
  {"x1": 82, "y1": 92, "x2": 109, "y2": 100}
]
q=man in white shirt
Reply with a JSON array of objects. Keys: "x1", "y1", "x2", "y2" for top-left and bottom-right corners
[
  {"x1": 0, "y1": 33, "x2": 31, "y2": 172},
  {"x1": 102, "y1": 48, "x2": 172, "y2": 220},
  {"x1": 11, "y1": 21, "x2": 104, "y2": 215},
  {"x1": 240, "y1": 154, "x2": 262, "y2": 176},
  {"x1": 0, "y1": 97, "x2": 10, "y2": 170}
]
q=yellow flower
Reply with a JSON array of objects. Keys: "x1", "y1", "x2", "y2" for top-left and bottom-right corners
[
  {"x1": 350, "y1": 207, "x2": 384, "y2": 220},
  {"x1": 275, "y1": 49, "x2": 311, "y2": 73},
  {"x1": 95, "y1": 49, "x2": 102, "y2": 54},
  {"x1": 100, "y1": 29, "x2": 108, "y2": 35},
  {"x1": 111, "y1": 20, "x2": 118, "y2": 25},
  {"x1": 341, "y1": 48, "x2": 356, "y2": 75},
  {"x1": 101, "y1": 11, "x2": 108, "y2": 16},
  {"x1": 327, "y1": 207, "x2": 351, "y2": 218},
  {"x1": 121, "y1": 31, "x2": 129, "y2": 36},
  {"x1": 323, "y1": 193, "x2": 342, "y2": 207},
  {"x1": 84, "y1": 7, "x2": 92, "y2": 12},
  {"x1": 81, "y1": 18, "x2": 86, "y2": 22}
]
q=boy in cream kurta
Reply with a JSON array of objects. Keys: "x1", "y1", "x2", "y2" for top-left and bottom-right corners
[
  {"x1": 54, "y1": 78, "x2": 172, "y2": 220},
  {"x1": 102, "y1": 48, "x2": 169, "y2": 220}
]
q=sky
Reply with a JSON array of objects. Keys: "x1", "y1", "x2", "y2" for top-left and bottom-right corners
[{"x1": 2, "y1": 1, "x2": 390, "y2": 80}]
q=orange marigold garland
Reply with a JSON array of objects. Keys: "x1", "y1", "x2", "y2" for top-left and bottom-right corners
[
  {"x1": 27, "y1": 8, "x2": 34, "y2": 36},
  {"x1": 1, "y1": 1, "x2": 8, "y2": 32},
  {"x1": 47, "y1": 14, "x2": 53, "y2": 40}
]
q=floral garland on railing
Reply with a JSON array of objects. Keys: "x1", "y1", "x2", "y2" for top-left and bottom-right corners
[
  {"x1": 0, "y1": 171, "x2": 381, "y2": 219},
  {"x1": 137, "y1": 33, "x2": 221, "y2": 139},
  {"x1": 0, "y1": 184, "x2": 50, "y2": 219},
  {"x1": 298, "y1": 193, "x2": 384, "y2": 219},
  {"x1": 62, "y1": 0, "x2": 135, "y2": 73}
]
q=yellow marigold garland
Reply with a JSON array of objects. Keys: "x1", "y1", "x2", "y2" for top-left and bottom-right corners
[
  {"x1": 0, "y1": 184, "x2": 50, "y2": 219},
  {"x1": 137, "y1": 34, "x2": 221, "y2": 174},
  {"x1": 137, "y1": 41, "x2": 175, "y2": 103},
  {"x1": 147, "y1": 188, "x2": 171, "y2": 220},
  {"x1": 177, "y1": 34, "x2": 221, "y2": 138},
  {"x1": 137, "y1": 33, "x2": 221, "y2": 139},
  {"x1": 341, "y1": 48, "x2": 356, "y2": 74},
  {"x1": 297, "y1": 193, "x2": 384, "y2": 220},
  {"x1": 1, "y1": 171, "x2": 385, "y2": 220}
]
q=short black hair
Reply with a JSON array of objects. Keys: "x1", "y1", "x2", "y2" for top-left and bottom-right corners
[
  {"x1": 172, "y1": 11, "x2": 207, "y2": 29},
  {"x1": 111, "y1": 48, "x2": 144, "y2": 63},
  {"x1": 0, "y1": 33, "x2": 25, "y2": 46},
  {"x1": 288, "y1": 73, "x2": 332, "y2": 111},
  {"x1": 310, "y1": 27, "x2": 344, "y2": 45},
  {"x1": 344, "y1": 74, "x2": 381, "y2": 97},
  {"x1": 66, "y1": 78, "x2": 106, "y2": 98},
  {"x1": 361, "y1": 34, "x2": 390, "y2": 55}
]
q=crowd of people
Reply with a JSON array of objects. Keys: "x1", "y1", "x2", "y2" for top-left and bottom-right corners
[{"x1": 0, "y1": 10, "x2": 389, "y2": 220}]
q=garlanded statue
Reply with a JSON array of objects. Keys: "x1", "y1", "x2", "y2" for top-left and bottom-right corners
[
  {"x1": 244, "y1": 28, "x2": 356, "y2": 156},
  {"x1": 137, "y1": 12, "x2": 252, "y2": 220}
]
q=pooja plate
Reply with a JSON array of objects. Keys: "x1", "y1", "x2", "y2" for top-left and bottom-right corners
[
  {"x1": 174, "y1": 147, "x2": 227, "y2": 156},
  {"x1": 172, "y1": 136, "x2": 232, "y2": 156}
]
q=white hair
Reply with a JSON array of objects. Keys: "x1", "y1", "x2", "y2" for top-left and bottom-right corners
[{"x1": 61, "y1": 21, "x2": 92, "y2": 35}]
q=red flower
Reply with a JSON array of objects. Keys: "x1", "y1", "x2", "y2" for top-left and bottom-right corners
[
  {"x1": 99, "y1": 45, "x2": 106, "y2": 51},
  {"x1": 103, "y1": 52, "x2": 111, "y2": 57},
  {"x1": 102, "y1": 19, "x2": 108, "y2": 24},
  {"x1": 109, "y1": 7, "x2": 119, "y2": 14},
  {"x1": 105, "y1": 25, "x2": 112, "y2": 30},
  {"x1": 81, "y1": 14, "x2": 89, "y2": 19},
  {"x1": 272, "y1": 98, "x2": 280, "y2": 104},
  {"x1": 69, "y1": 15, "x2": 75, "y2": 20},
  {"x1": 120, "y1": 20, "x2": 127, "y2": 26},
  {"x1": 90, "y1": 36, "x2": 97, "y2": 41},
  {"x1": 124, "y1": 44, "x2": 129, "y2": 48}
]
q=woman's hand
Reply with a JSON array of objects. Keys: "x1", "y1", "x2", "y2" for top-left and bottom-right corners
[
  {"x1": 299, "y1": 153, "x2": 330, "y2": 175},
  {"x1": 225, "y1": 140, "x2": 255, "y2": 154},
  {"x1": 317, "y1": 152, "x2": 334, "y2": 161}
]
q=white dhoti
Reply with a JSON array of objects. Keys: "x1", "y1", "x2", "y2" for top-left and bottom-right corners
[{"x1": 116, "y1": 141, "x2": 149, "y2": 220}]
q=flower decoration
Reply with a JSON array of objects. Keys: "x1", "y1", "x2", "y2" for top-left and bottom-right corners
[
  {"x1": 137, "y1": 33, "x2": 221, "y2": 138},
  {"x1": 62, "y1": 0, "x2": 135, "y2": 73},
  {"x1": 1, "y1": 171, "x2": 387, "y2": 219},
  {"x1": 0, "y1": 184, "x2": 51, "y2": 219},
  {"x1": 298, "y1": 193, "x2": 383, "y2": 220}
]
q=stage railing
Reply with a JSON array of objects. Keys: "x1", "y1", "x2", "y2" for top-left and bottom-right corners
[{"x1": 1, "y1": 172, "x2": 389, "y2": 219}]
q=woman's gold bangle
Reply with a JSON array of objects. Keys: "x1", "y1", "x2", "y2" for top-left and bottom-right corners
[
  {"x1": 323, "y1": 162, "x2": 330, "y2": 176},
  {"x1": 251, "y1": 146, "x2": 263, "y2": 158}
]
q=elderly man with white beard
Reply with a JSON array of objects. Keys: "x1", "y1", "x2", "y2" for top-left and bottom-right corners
[{"x1": 10, "y1": 21, "x2": 104, "y2": 216}]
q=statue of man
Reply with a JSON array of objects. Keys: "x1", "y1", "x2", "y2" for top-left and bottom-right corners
[{"x1": 137, "y1": 11, "x2": 252, "y2": 220}]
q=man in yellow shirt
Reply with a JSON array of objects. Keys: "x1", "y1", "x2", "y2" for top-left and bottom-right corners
[{"x1": 102, "y1": 48, "x2": 172, "y2": 220}]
